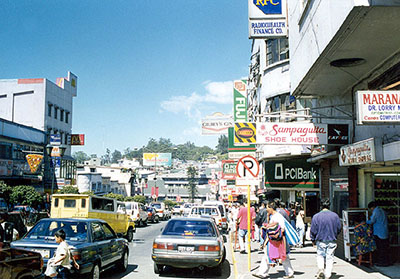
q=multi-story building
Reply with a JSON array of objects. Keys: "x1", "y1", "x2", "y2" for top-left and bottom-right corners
[
  {"x1": 0, "y1": 72, "x2": 78, "y2": 191},
  {"x1": 287, "y1": 0, "x2": 400, "y2": 261}
]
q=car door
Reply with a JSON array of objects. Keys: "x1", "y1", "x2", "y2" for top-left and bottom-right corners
[
  {"x1": 100, "y1": 222, "x2": 120, "y2": 263},
  {"x1": 90, "y1": 222, "x2": 113, "y2": 267}
]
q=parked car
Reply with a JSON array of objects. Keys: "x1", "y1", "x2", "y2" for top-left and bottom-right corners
[
  {"x1": 151, "y1": 217, "x2": 226, "y2": 276},
  {"x1": 146, "y1": 206, "x2": 159, "y2": 223},
  {"x1": 124, "y1": 201, "x2": 148, "y2": 226},
  {"x1": 11, "y1": 218, "x2": 129, "y2": 279},
  {"x1": 150, "y1": 202, "x2": 170, "y2": 220}
]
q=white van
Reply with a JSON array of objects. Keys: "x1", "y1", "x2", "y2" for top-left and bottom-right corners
[
  {"x1": 203, "y1": 201, "x2": 228, "y2": 231},
  {"x1": 124, "y1": 201, "x2": 148, "y2": 226}
]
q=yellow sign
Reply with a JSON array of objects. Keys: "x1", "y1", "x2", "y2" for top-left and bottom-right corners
[{"x1": 234, "y1": 122, "x2": 256, "y2": 143}]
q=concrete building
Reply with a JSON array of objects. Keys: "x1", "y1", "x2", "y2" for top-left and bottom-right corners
[{"x1": 287, "y1": 0, "x2": 400, "y2": 262}]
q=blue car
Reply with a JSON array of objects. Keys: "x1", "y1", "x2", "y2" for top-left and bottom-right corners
[{"x1": 11, "y1": 218, "x2": 129, "y2": 279}]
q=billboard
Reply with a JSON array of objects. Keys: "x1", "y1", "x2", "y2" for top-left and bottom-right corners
[
  {"x1": 143, "y1": 153, "x2": 172, "y2": 167},
  {"x1": 201, "y1": 113, "x2": 232, "y2": 135},
  {"x1": 256, "y1": 122, "x2": 328, "y2": 145},
  {"x1": 356, "y1": 91, "x2": 400, "y2": 124},
  {"x1": 248, "y1": 0, "x2": 288, "y2": 38},
  {"x1": 69, "y1": 134, "x2": 85, "y2": 145},
  {"x1": 233, "y1": 80, "x2": 248, "y2": 122}
]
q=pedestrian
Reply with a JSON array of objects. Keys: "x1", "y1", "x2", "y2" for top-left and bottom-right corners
[
  {"x1": 44, "y1": 229, "x2": 79, "y2": 278},
  {"x1": 253, "y1": 203, "x2": 259, "y2": 242},
  {"x1": 237, "y1": 201, "x2": 256, "y2": 254},
  {"x1": 274, "y1": 198, "x2": 290, "y2": 222},
  {"x1": 253, "y1": 201, "x2": 295, "y2": 279},
  {"x1": 229, "y1": 203, "x2": 239, "y2": 241},
  {"x1": 256, "y1": 201, "x2": 268, "y2": 249},
  {"x1": 351, "y1": 214, "x2": 376, "y2": 260},
  {"x1": 310, "y1": 198, "x2": 341, "y2": 279},
  {"x1": 295, "y1": 205, "x2": 305, "y2": 248},
  {"x1": 366, "y1": 201, "x2": 390, "y2": 266},
  {"x1": 289, "y1": 202, "x2": 297, "y2": 229}
]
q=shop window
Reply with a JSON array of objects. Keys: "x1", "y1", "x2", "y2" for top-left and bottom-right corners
[{"x1": 0, "y1": 143, "x2": 12, "y2": 159}]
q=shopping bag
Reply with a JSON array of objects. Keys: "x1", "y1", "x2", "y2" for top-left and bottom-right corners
[{"x1": 284, "y1": 218, "x2": 300, "y2": 246}]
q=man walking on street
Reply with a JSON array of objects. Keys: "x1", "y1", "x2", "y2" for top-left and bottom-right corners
[
  {"x1": 310, "y1": 198, "x2": 341, "y2": 279},
  {"x1": 366, "y1": 201, "x2": 390, "y2": 266},
  {"x1": 237, "y1": 201, "x2": 256, "y2": 254}
]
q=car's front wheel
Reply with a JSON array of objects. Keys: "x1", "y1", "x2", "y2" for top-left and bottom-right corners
[
  {"x1": 117, "y1": 250, "x2": 128, "y2": 272},
  {"x1": 126, "y1": 227, "x2": 134, "y2": 242},
  {"x1": 154, "y1": 215, "x2": 159, "y2": 223},
  {"x1": 90, "y1": 263, "x2": 100, "y2": 279},
  {"x1": 154, "y1": 263, "x2": 163, "y2": 274}
]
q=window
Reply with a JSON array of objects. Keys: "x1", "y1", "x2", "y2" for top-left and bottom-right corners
[
  {"x1": 101, "y1": 223, "x2": 115, "y2": 239},
  {"x1": 54, "y1": 107, "x2": 58, "y2": 119},
  {"x1": 60, "y1": 109, "x2": 64, "y2": 121},
  {"x1": 60, "y1": 132, "x2": 64, "y2": 144},
  {"x1": 97, "y1": 182, "x2": 102, "y2": 192},
  {"x1": 54, "y1": 198, "x2": 59, "y2": 207},
  {"x1": 92, "y1": 182, "x2": 97, "y2": 192},
  {"x1": 0, "y1": 143, "x2": 12, "y2": 159},
  {"x1": 65, "y1": 112, "x2": 70, "y2": 123},
  {"x1": 64, "y1": 199, "x2": 76, "y2": 208},
  {"x1": 92, "y1": 197, "x2": 114, "y2": 212},
  {"x1": 266, "y1": 38, "x2": 289, "y2": 66},
  {"x1": 81, "y1": 199, "x2": 86, "y2": 208},
  {"x1": 91, "y1": 222, "x2": 105, "y2": 241},
  {"x1": 48, "y1": 103, "x2": 53, "y2": 117}
]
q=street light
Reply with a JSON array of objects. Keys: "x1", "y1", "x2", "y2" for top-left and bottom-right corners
[{"x1": 46, "y1": 144, "x2": 67, "y2": 196}]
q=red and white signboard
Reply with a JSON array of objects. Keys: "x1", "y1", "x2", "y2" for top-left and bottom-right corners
[
  {"x1": 356, "y1": 91, "x2": 400, "y2": 124},
  {"x1": 236, "y1": 155, "x2": 260, "y2": 186},
  {"x1": 257, "y1": 122, "x2": 327, "y2": 145}
]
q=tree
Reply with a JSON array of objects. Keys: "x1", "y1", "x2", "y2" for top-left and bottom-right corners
[
  {"x1": 111, "y1": 150, "x2": 122, "y2": 164},
  {"x1": 72, "y1": 151, "x2": 90, "y2": 164},
  {"x1": 163, "y1": 199, "x2": 177, "y2": 208},
  {"x1": 56, "y1": 185, "x2": 79, "y2": 194},
  {"x1": 186, "y1": 166, "x2": 198, "y2": 203},
  {"x1": 104, "y1": 193, "x2": 125, "y2": 201},
  {"x1": 10, "y1": 185, "x2": 43, "y2": 209},
  {"x1": 0, "y1": 181, "x2": 12, "y2": 209},
  {"x1": 132, "y1": 195, "x2": 146, "y2": 204},
  {"x1": 215, "y1": 135, "x2": 228, "y2": 154},
  {"x1": 80, "y1": 191, "x2": 94, "y2": 196}
]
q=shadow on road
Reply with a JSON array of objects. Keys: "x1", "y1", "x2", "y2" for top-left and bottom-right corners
[
  {"x1": 102, "y1": 264, "x2": 138, "y2": 278},
  {"x1": 155, "y1": 260, "x2": 231, "y2": 278}
]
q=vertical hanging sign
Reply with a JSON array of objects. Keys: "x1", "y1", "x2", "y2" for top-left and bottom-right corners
[{"x1": 233, "y1": 80, "x2": 248, "y2": 122}]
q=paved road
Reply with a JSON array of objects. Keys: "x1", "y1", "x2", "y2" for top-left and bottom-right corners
[{"x1": 102, "y1": 218, "x2": 232, "y2": 279}]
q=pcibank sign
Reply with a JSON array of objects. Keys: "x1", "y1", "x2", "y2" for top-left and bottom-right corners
[{"x1": 248, "y1": 0, "x2": 287, "y2": 38}]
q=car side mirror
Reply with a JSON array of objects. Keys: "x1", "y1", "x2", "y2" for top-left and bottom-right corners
[{"x1": 3, "y1": 222, "x2": 14, "y2": 243}]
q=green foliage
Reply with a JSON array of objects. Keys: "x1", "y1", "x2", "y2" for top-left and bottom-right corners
[
  {"x1": 56, "y1": 185, "x2": 79, "y2": 194},
  {"x1": 104, "y1": 193, "x2": 125, "y2": 201},
  {"x1": 163, "y1": 199, "x2": 177, "y2": 208},
  {"x1": 10, "y1": 185, "x2": 43, "y2": 208},
  {"x1": 0, "y1": 181, "x2": 12, "y2": 208},
  {"x1": 132, "y1": 195, "x2": 146, "y2": 204},
  {"x1": 124, "y1": 196, "x2": 135, "y2": 202},
  {"x1": 216, "y1": 135, "x2": 228, "y2": 154},
  {"x1": 111, "y1": 150, "x2": 122, "y2": 164},
  {"x1": 80, "y1": 191, "x2": 94, "y2": 196},
  {"x1": 72, "y1": 151, "x2": 90, "y2": 164},
  {"x1": 187, "y1": 166, "x2": 198, "y2": 203}
]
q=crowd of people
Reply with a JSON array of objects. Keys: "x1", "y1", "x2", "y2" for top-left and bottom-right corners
[{"x1": 226, "y1": 197, "x2": 390, "y2": 279}]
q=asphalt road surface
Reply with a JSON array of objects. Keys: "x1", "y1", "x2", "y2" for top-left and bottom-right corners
[{"x1": 101, "y1": 218, "x2": 232, "y2": 279}]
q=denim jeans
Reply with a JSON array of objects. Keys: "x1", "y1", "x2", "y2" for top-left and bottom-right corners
[{"x1": 316, "y1": 241, "x2": 337, "y2": 278}]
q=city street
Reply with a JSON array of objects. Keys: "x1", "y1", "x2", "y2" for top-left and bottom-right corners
[{"x1": 102, "y1": 218, "x2": 232, "y2": 279}]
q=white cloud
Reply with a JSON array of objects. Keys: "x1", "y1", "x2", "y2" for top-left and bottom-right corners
[{"x1": 160, "y1": 80, "x2": 233, "y2": 118}]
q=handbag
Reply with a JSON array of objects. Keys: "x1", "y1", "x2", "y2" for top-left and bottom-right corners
[{"x1": 266, "y1": 223, "x2": 283, "y2": 241}]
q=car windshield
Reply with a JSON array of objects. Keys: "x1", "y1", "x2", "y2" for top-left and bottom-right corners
[
  {"x1": 162, "y1": 220, "x2": 217, "y2": 237},
  {"x1": 152, "y1": 204, "x2": 161, "y2": 209},
  {"x1": 26, "y1": 220, "x2": 88, "y2": 242}
]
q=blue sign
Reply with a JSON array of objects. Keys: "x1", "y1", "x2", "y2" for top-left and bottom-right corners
[
  {"x1": 50, "y1": 134, "x2": 61, "y2": 145},
  {"x1": 253, "y1": 0, "x2": 282, "y2": 15}
]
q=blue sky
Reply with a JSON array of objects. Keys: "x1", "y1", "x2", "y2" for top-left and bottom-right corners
[{"x1": 0, "y1": 1, "x2": 251, "y2": 156}]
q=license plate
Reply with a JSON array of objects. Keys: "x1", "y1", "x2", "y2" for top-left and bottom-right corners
[
  {"x1": 31, "y1": 249, "x2": 50, "y2": 259},
  {"x1": 178, "y1": 246, "x2": 194, "y2": 253}
]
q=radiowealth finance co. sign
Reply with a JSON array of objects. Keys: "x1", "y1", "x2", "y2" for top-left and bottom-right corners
[{"x1": 248, "y1": 0, "x2": 288, "y2": 38}]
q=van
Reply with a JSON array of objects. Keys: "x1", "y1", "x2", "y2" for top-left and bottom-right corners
[
  {"x1": 189, "y1": 205, "x2": 224, "y2": 231},
  {"x1": 203, "y1": 201, "x2": 228, "y2": 231},
  {"x1": 150, "y1": 202, "x2": 169, "y2": 220},
  {"x1": 50, "y1": 194, "x2": 136, "y2": 241},
  {"x1": 124, "y1": 201, "x2": 148, "y2": 226}
]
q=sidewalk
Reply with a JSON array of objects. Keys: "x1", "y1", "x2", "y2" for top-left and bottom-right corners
[{"x1": 228, "y1": 239, "x2": 396, "y2": 279}]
